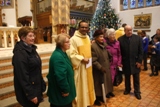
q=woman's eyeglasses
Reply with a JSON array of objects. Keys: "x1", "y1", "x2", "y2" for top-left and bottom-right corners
[{"x1": 27, "y1": 35, "x2": 36, "y2": 38}]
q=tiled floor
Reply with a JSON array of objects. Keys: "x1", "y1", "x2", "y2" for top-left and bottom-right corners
[
  {"x1": 40, "y1": 65, "x2": 160, "y2": 107},
  {"x1": 95, "y1": 66, "x2": 160, "y2": 107}
]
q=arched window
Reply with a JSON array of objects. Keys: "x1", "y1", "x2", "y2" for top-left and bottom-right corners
[
  {"x1": 138, "y1": 0, "x2": 144, "y2": 7},
  {"x1": 123, "y1": 0, "x2": 128, "y2": 9},
  {"x1": 120, "y1": 0, "x2": 160, "y2": 11},
  {"x1": 130, "y1": 0, "x2": 136, "y2": 8},
  {"x1": 146, "y1": 0, "x2": 152, "y2": 6}
]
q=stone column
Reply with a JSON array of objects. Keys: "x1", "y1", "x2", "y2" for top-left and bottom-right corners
[
  {"x1": 30, "y1": 0, "x2": 37, "y2": 28},
  {"x1": 51, "y1": 0, "x2": 70, "y2": 43},
  {"x1": 0, "y1": 0, "x2": 2, "y2": 26},
  {"x1": 0, "y1": 30, "x2": 3, "y2": 47},
  {"x1": 15, "y1": 0, "x2": 19, "y2": 26}
]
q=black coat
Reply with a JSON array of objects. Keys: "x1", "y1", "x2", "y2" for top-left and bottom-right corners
[
  {"x1": 118, "y1": 34, "x2": 143, "y2": 74},
  {"x1": 12, "y1": 41, "x2": 46, "y2": 107}
]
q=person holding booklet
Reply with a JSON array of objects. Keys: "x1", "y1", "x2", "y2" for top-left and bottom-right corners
[
  {"x1": 67, "y1": 20, "x2": 95, "y2": 107},
  {"x1": 105, "y1": 28, "x2": 122, "y2": 84}
]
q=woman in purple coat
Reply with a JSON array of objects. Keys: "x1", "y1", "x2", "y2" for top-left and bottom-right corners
[{"x1": 106, "y1": 28, "x2": 122, "y2": 84}]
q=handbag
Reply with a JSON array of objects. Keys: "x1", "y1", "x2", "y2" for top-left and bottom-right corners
[{"x1": 113, "y1": 67, "x2": 123, "y2": 86}]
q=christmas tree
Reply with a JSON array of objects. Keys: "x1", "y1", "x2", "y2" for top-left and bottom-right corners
[{"x1": 90, "y1": 0, "x2": 121, "y2": 32}]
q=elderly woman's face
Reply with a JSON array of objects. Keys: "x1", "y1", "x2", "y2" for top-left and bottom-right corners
[
  {"x1": 62, "y1": 37, "x2": 70, "y2": 51},
  {"x1": 22, "y1": 32, "x2": 35, "y2": 45},
  {"x1": 108, "y1": 33, "x2": 115, "y2": 42},
  {"x1": 95, "y1": 34, "x2": 104, "y2": 43}
]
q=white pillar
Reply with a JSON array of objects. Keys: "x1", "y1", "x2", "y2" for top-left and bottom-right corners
[
  {"x1": 11, "y1": 31, "x2": 14, "y2": 48},
  {"x1": 3, "y1": 31, "x2": 7, "y2": 48},
  {"x1": 52, "y1": 34, "x2": 57, "y2": 44}
]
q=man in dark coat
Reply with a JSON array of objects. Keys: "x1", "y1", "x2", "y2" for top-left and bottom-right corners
[{"x1": 118, "y1": 25, "x2": 143, "y2": 100}]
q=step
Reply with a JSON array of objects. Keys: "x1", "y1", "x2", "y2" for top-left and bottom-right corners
[
  {"x1": 0, "y1": 73, "x2": 48, "y2": 89},
  {"x1": 0, "y1": 56, "x2": 12, "y2": 60},
  {"x1": 0, "y1": 93, "x2": 49, "y2": 107},
  {"x1": 0, "y1": 96, "x2": 18, "y2": 107},
  {"x1": 0, "y1": 86, "x2": 14, "y2": 96},
  {"x1": 0, "y1": 62, "x2": 12, "y2": 67},
  {"x1": 0, "y1": 62, "x2": 48, "y2": 75},
  {"x1": 0, "y1": 69, "x2": 13, "y2": 79},
  {"x1": 0, "y1": 86, "x2": 15, "y2": 100},
  {"x1": 41, "y1": 56, "x2": 50, "y2": 60},
  {"x1": 0, "y1": 77, "x2": 48, "y2": 95},
  {"x1": 0, "y1": 77, "x2": 48, "y2": 100},
  {"x1": 0, "y1": 54, "x2": 51, "y2": 67},
  {"x1": 38, "y1": 50, "x2": 53, "y2": 54},
  {"x1": 0, "y1": 69, "x2": 48, "y2": 85},
  {"x1": 0, "y1": 63, "x2": 48, "y2": 79},
  {"x1": 0, "y1": 56, "x2": 50, "y2": 68},
  {"x1": 0, "y1": 64, "x2": 13, "y2": 71},
  {"x1": 0, "y1": 51, "x2": 51, "y2": 65},
  {"x1": 0, "y1": 45, "x2": 54, "y2": 60},
  {"x1": 0, "y1": 69, "x2": 13, "y2": 75},
  {"x1": 0, "y1": 76, "x2": 13, "y2": 85},
  {"x1": 39, "y1": 97, "x2": 50, "y2": 107}
]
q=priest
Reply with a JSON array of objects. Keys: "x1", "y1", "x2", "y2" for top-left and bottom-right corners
[{"x1": 67, "y1": 20, "x2": 95, "y2": 107}]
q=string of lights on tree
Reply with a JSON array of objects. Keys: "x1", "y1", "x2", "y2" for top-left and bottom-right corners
[{"x1": 90, "y1": 0, "x2": 121, "y2": 32}]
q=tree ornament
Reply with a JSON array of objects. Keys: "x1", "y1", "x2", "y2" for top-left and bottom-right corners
[{"x1": 104, "y1": 14, "x2": 107, "y2": 18}]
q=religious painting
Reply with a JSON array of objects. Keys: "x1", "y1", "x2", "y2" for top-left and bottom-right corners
[
  {"x1": 0, "y1": 0, "x2": 5, "y2": 6},
  {"x1": 123, "y1": 0, "x2": 128, "y2": 10},
  {"x1": 138, "y1": 0, "x2": 144, "y2": 7},
  {"x1": 146, "y1": 0, "x2": 152, "y2": 6},
  {"x1": 155, "y1": 0, "x2": 160, "y2": 5},
  {"x1": 134, "y1": 13, "x2": 152, "y2": 28},
  {"x1": 130, "y1": 0, "x2": 136, "y2": 8},
  {"x1": 70, "y1": 0, "x2": 94, "y2": 13},
  {"x1": 0, "y1": 0, "x2": 13, "y2": 8}
]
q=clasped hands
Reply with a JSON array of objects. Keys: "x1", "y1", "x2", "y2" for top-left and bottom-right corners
[
  {"x1": 151, "y1": 45, "x2": 156, "y2": 48},
  {"x1": 136, "y1": 62, "x2": 141, "y2": 68},
  {"x1": 100, "y1": 67, "x2": 106, "y2": 73},
  {"x1": 31, "y1": 97, "x2": 38, "y2": 104},
  {"x1": 62, "y1": 92, "x2": 69, "y2": 97},
  {"x1": 81, "y1": 58, "x2": 89, "y2": 64}
]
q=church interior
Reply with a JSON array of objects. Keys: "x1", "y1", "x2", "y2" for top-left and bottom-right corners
[{"x1": 0, "y1": 0, "x2": 160, "y2": 107}]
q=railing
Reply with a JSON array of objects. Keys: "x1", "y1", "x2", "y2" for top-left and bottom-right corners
[{"x1": 0, "y1": 27, "x2": 20, "y2": 49}]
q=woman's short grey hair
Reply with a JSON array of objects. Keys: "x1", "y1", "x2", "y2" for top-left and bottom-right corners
[
  {"x1": 107, "y1": 28, "x2": 115, "y2": 37},
  {"x1": 55, "y1": 33, "x2": 70, "y2": 48}
]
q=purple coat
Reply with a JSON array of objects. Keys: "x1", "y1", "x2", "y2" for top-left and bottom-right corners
[{"x1": 106, "y1": 40, "x2": 122, "y2": 82}]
